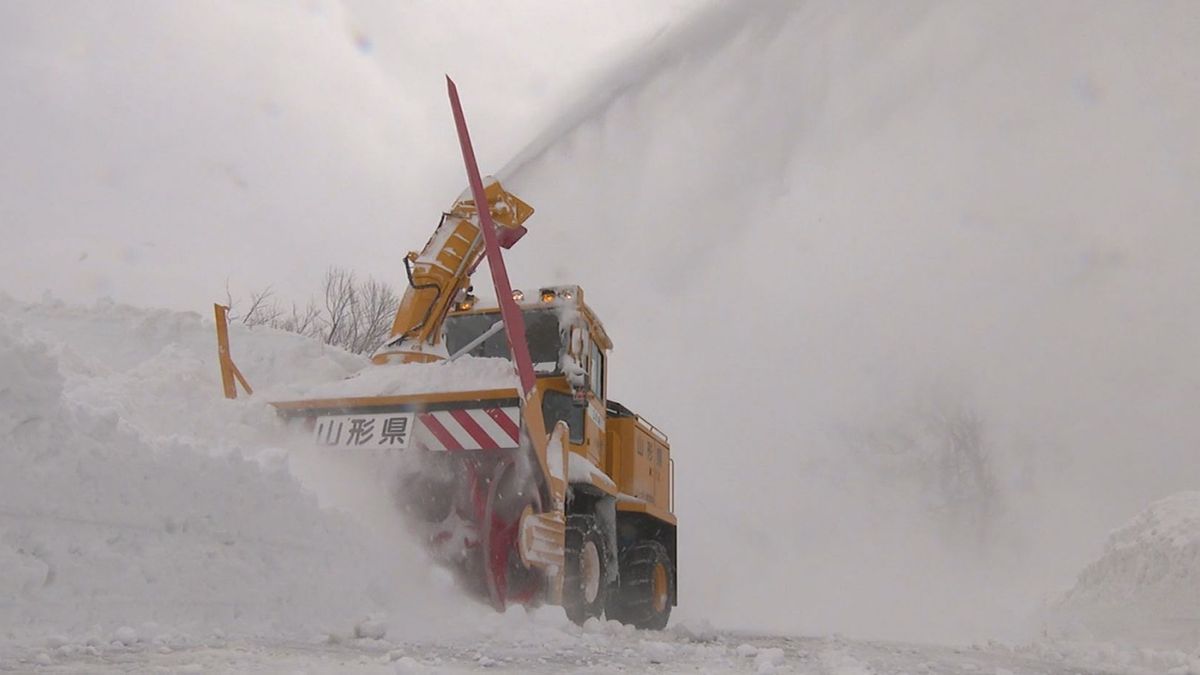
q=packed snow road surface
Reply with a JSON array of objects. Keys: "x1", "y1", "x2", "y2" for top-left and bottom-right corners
[{"x1": 0, "y1": 620, "x2": 1151, "y2": 674}]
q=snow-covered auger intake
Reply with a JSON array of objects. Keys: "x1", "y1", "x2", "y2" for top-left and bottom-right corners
[{"x1": 214, "y1": 78, "x2": 676, "y2": 628}]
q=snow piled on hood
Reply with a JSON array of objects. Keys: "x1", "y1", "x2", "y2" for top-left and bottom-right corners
[
  {"x1": 1047, "y1": 492, "x2": 1200, "y2": 650},
  {"x1": 0, "y1": 297, "x2": 479, "y2": 652},
  {"x1": 273, "y1": 355, "x2": 518, "y2": 401}
]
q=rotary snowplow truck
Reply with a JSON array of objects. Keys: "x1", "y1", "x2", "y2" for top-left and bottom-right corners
[{"x1": 213, "y1": 78, "x2": 677, "y2": 629}]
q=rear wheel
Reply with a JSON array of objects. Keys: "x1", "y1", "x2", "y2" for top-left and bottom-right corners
[
  {"x1": 607, "y1": 540, "x2": 672, "y2": 630},
  {"x1": 563, "y1": 513, "x2": 610, "y2": 624}
]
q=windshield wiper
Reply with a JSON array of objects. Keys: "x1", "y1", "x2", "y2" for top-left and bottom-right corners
[{"x1": 447, "y1": 320, "x2": 505, "y2": 362}]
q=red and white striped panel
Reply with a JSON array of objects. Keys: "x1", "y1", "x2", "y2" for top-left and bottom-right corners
[{"x1": 415, "y1": 406, "x2": 522, "y2": 451}]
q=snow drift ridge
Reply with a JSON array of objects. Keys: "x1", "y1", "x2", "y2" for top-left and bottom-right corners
[{"x1": 0, "y1": 298, "x2": 464, "y2": 649}]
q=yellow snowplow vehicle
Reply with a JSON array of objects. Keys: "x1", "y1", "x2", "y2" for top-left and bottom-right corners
[{"x1": 214, "y1": 79, "x2": 676, "y2": 628}]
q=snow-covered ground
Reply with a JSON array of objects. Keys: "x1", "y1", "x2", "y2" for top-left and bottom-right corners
[{"x1": 0, "y1": 627, "x2": 1163, "y2": 674}]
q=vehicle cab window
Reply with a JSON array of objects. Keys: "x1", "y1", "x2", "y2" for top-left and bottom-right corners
[{"x1": 542, "y1": 390, "x2": 584, "y2": 444}]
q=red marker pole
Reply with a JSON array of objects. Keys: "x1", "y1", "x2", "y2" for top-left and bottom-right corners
[{"x1": 446, "y1": 76, "x2": 536, "y2": 397}]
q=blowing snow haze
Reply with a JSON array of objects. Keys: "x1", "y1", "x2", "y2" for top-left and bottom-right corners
[
  {"x1": 3, "y1": 0, "x2": 1200, "y2": 654},
  {"x1": 510, "y1": 1, "x2": 1200, "y2": 642}
]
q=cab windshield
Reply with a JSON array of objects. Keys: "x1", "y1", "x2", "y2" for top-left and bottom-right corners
[{"x1": 444, "y1": 309, "x2": 562, "y2": 372}]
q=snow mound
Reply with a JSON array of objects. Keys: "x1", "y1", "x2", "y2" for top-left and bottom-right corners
[
  {"x1": 1049, "y1": 492, "x2": 1200, "y2": 649},
  {"x1": 0, "y1": 298, "x2": 473, "y2": 653},
  {"x1": 0, "y1": 317, "x2": 62, "y2": 437}
]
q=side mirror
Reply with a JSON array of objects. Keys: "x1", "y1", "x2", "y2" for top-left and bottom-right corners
[
  {"x1": 563, "y1": 339, "x2": 590, "y2": 406},
  {"x1": 568, "y1": 371, "x2": 590, "y2": 406}
]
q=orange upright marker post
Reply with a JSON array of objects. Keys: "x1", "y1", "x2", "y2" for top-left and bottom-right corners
[{"x1": 214, "y1": 304, "x2": 253, "y2": 399}]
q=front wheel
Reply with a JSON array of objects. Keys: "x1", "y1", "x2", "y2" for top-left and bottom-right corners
[
  {"x1": 563, "y1": 514, "x2": 610, "y2": 624},
  {"x1": 607, "y1": 540, "x2": 672, "y2": 630}
]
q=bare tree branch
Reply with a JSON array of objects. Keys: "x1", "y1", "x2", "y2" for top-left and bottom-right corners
[
  {"x1": 227, "y1": 266, "x2": 399, "y2": 355},
  {"x1": 241, "y1": 287, "x2": 279, "y2": 326},
  {"x1": 278, "y1": 301, "x2": 322, "y2": 338},
  {"x1": 323, "y1": 267, "x2": 357, "y2": 347}
]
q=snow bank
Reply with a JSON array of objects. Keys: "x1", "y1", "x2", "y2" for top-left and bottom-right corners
[
  {"x1": 0, "y1": 297, "x2": 475, "y2": 653},
  {"x1": 1047, "y1": 492, "x2": 1200, "y2": 650}
]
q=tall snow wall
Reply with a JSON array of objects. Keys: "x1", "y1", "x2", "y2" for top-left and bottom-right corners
[{"x1": 0, "y1": 298, "x2": 473, "y2": 649}]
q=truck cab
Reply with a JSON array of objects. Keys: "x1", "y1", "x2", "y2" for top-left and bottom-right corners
[{"x1": 445, "y1": 284, "x2": 677, "y2": 627}]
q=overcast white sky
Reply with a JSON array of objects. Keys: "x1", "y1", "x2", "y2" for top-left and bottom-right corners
[{"x1": 0, "y1": 0, "x2": 701, "y2": 309}]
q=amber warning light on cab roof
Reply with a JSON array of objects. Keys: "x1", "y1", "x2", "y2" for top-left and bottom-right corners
[{"x1": 454, "y1": 285, "x2": 581, "y2": 313}]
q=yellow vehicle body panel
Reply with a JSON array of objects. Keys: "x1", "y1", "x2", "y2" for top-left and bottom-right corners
[
  {"x1": 615, "y1": 500, "x2": 677, "y2": 527},
  {"x1": 606, "y1": 416, "x2": 673, "y2": 518},
  {"x1": 375, "y1": 180, "x2": 533, "y2": 365}
]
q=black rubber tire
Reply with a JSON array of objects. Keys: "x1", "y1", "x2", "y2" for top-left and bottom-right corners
[
  {"x1": 563, "y1": 513, "x2": 610, "y2": 625},
  {"x1": 606, "y1": 540, "x2": 673, "y2": 630}
]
